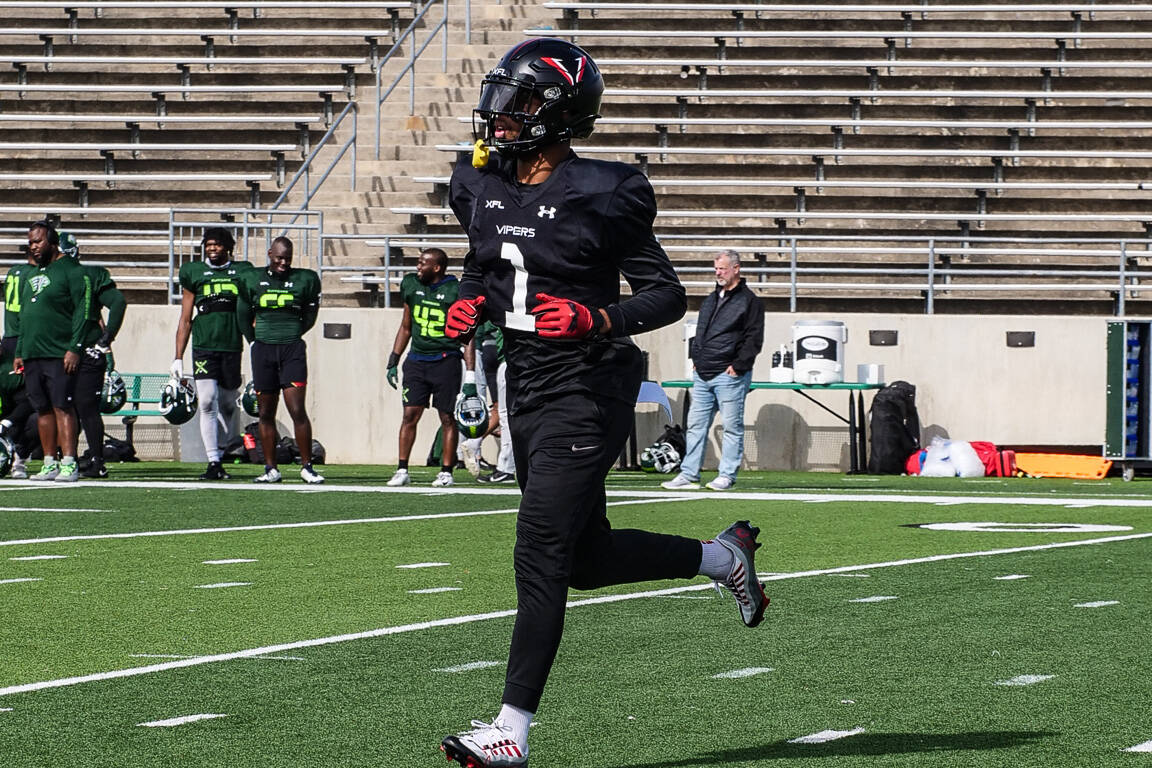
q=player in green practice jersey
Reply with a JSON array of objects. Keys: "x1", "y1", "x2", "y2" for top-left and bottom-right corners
[
  {"x1": 384, "y1": 248, "x2": 475, "y2": 489},
  {"x1": 173, "y1": 227, "x2": 255, "y2": 480},
  {"x1": 13, "y1": 221, "x2": 89, "y2": 482},
  {"x1": 2, "y1": 248, "x2": 36, "y2": 359},
  {"x1": 60, "y1": 231, "x2": 127, "y2": 479},
  {"x1": 236, "y1": 236, "x2": 324, "y2": 485}
]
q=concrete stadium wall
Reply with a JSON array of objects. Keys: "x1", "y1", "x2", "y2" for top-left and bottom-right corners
[{"x1": 111, "y1": 307, "x2": 1106, "y2": 470}]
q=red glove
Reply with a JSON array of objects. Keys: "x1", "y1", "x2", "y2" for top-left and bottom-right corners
[
  {"x1": 531, "y1": 292, "x2": 596, "y2": 339},
  {"x1": 445, "y1": 295, "x2": 487, "y2": 339}
]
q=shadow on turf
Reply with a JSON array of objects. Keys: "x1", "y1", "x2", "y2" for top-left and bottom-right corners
[{"x1": 614, "y1": 731, "x2": 1055, "y2": 766}]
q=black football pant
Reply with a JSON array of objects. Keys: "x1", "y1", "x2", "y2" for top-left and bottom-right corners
[
  {"x1": 502, "y1": 392, "x2": 702, "y2": 714},
  {"x1": 74, "y1": 351, "x2": 106, "y2": 462}
]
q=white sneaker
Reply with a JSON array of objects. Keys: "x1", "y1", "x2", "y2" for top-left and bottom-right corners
[
  {"x1": 386, "y1": 469, "x2": 410, "y2": 487},
  {"x1": 461, "y1": 440, "x2": 481, "y2": 478},
  {"x1": 706, "y1": 475, "x2": 734, "y2": 491},
  {"x1": 10, "y1": 459, "x2": 27, "y2": 480},
  {"x1": 253, "y1": 467, "x2": 282, "y2": 484},
  {"x1": 431, "y1": 471, "x2": 454, "y2": 488},
  {"x1": 661, "y1": 474, "x2": 699, "y2": 490},
  {"x1": 300, "y1": 465, "x2": 325, "y2": 484},
  {"x1": 30, "y1": 461, "x2": 59, "y2": 481},
  {"x1": 441, "y1": 719, "x2": 527, "y2": 767},
  {"x1": 54, "y1": 461, "x2": 79, "y2": 483}
]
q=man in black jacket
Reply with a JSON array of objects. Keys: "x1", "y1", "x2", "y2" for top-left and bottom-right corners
[{"x1": 663, "y1": 250, "x2": 764, "y2": 491}]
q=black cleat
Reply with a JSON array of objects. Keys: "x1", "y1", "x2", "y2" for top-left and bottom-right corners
[
  {"x1": 199, "y1": 461, "x2": 231, "y2": 481},
  {"x1": 477, "y1": 470, "x2": 515, "y2": 484},
  {"x1": 80, "y1": 461, "x2": 108, "y2": 479}
]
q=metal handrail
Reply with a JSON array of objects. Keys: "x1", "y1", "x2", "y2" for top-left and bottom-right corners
[
  {"x1": 321, "y1": 233, "x2": 1152, "y2": 314},
  {"x1": 271, "y1": 99, "x2": 358, "y2": 218},
  {"x1": 374, "y1": 0, "x2": 449, "y2": 159}
]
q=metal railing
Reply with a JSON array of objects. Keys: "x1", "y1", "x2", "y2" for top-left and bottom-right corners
[
  {"x1": 374, "y1": 0, "x2": 450, "y2": 159},
  {"x1": 270, "y1": 99, "x2": 358, "y2": 218},
  {"x1": 168, "y1": 207, "x2": 324, "y2": 302},
  {"x1": 319, "y1": 233, "x2": 1152, "y2": 314}
]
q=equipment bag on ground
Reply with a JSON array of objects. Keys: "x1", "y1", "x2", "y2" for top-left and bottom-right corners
[{"x1": 867, "y1": 380, "x2": 921, "y2": 474}]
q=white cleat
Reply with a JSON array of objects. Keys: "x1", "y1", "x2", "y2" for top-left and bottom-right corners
[
  {"x1": 441, "y1": 719, "x2": 528, "y2": 767},
  {"x1": 386, "y1": 469, "x2": 410, "y2": 487}
]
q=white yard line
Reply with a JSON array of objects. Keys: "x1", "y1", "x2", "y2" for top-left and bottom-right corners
[
  {"x1": 407, "y1": 587, "x2": 462, "y2": 594},
  {"x1": 137, "y1": 713, "x2": 227, "y2": 727},
  {"x1": 1074, "y1": 600, "x2": 1120, "y2": 608},
  {"x1": 789, "y1": 728, "x2": 865, "y2": 744},
  {"x1": 3, "y1": 530, "x2": 1149, "y2": 700},
  {"x1": 712, "y1": 667, "x2": 774, "y2": 679},
  {"x1": 434, "y1": 661, "x2": 504, "y2": 674},
  {"x1": 396, "y1": 562, "x2": 450, "y2": 569},
  {"x1": 994, "y1": 674, "x2": 1055, "y2": 686},
  {"x1": 848, "y1": 595, "x2": 899, "y2": 603},
  {"x1": 0, "y1": 578, "x2": 42, "y2": 585},
  {"x1": 193, "y1": 582, "x2": 251, "y2": 589},
  {"x1": 1125, "y1": 740, "x2": 1152, "y2": 753},
  {"x1": 202, "y1": 559, "x2": 257, "y2": 565},
  {"x1": 8, "y1": 555, "x2": 68, "y2": 561},
  {"x1": 0, "y1": 507, "x2": 105, "y2": 512}
]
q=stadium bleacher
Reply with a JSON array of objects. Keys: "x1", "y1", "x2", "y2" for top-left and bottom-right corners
[{"x1": 2, "y1": 0, "x2": 1152, "y2": 312}]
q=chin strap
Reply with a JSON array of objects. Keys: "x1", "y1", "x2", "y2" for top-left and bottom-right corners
[{"x1": 472, "y1": 139, "x2": 490, "y2": 168}]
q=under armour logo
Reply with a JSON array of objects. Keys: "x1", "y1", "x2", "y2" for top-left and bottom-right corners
[{"x1": 538, "y1": 206, "x2": 556, "y2": 219}]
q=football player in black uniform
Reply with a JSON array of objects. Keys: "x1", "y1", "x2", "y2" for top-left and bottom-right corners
[{"x1": 438, "y1": 39, "x2": 768, "y2": 768}]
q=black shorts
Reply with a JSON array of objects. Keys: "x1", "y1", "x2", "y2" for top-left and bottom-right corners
[
  {"x1": 192, "y1": 349, "x2": 243, "y2": 390},
  {"x1": 1, "y1": 335, "x2": 16, "y2": 358},
  {"x1": 250, "y1": 339, "x2": 307, "y2": 392},
  {"x1": 402, "y1": 355, "x2": 462, "y2": 413},
  {"x1": 23, "y1": 358, "x2": 76, "y2": 411}
]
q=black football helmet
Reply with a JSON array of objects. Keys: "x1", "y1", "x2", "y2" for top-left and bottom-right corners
[{"x1": 474, "y1": 38, "x2": 603, "y2": 156}]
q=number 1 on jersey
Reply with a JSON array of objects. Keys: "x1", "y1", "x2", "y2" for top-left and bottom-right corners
[{"x1": 500, "y1": 242, "x2": 535, "y2": 332}]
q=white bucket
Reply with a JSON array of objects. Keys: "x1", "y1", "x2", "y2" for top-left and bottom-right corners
[{"x1": 793, "y1": 320, "x2": 846, "y2": 384}]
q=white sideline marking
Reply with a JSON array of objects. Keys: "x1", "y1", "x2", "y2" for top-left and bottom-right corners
[
  {"x1": 202, "y1": 559, "x2": 257, "y2": 565},
  {"x1": 3, "y1": 490, "x2": 1152, "y2": 550},
  {"x1": 849, "y1": 595, "x2": 898, "y2": 603},
  {"x1": 0, "y1": 507, "x2": 104, "y2": 512},
  {"x1": 1125, "y1": 740, "x2": 1152, "y2": 753},
  {"x1": 131, "y1": 653, "x2": 303, "y2": 661},
  {"x1": 1075, "y1": 600, "x2": 1120, "y2": 608},
  {"x1": 0, "y1": 497, "x2": 682, "y2": 549},
  {"x1": 434, "y1": 661, "x2": 503, "y2": 673},
  {"x1": 0, "y1": 578, "x2": 41, "y2": 585},
  {"x1": 995, "y1": 574, "x2": 1031, "y2": 580},
  {"x1": 137, "y1": 713, "x2": 227, "y2": 727},
  {"x1": 838, "y1": 573, "x2": 870, "y2": 578},
  {"x1": 712, "y1": 667, "x2": 774, "y2": 679},
  {"x1": 193, "y1": 582, "x2": 251, "y2": 589},
  {"x1": 9, "y1": 555, "x2": 67, "y2": 561},
  {"x1": 4, "y1": 531, "x2": 1152, "y2": 700},
  {"x1": 790, "y1": 728, "x2": 865, "y2": 744},
  {"x1": 407, "y1": 587, "x2": 462, "y2": 594},
  {"x1": 396, "y1": 562, "x2": 450, "y2": 569},
  {"x1": 995, "y1": 674, "x2": 1054, "y2": 686},
  {"x1": 0, "y1": 707, "x2": 11, "y2": 712}
]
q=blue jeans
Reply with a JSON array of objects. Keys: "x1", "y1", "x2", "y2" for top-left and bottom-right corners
[{"x1": 678, "y1": 369, "x2": 752, "y2": 481}]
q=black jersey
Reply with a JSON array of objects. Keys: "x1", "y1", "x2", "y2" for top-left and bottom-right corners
[{"x1": 449, "y1": 151, "x2": 686, "y2": 413}]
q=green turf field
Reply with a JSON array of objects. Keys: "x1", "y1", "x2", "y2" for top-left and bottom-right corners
[{"x1": 1, "y1": 464, "x2": 1150, "y2": 767}]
